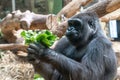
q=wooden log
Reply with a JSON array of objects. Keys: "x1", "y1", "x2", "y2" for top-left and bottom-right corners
[
  {"x1": 0, "y1": 43, "x2": 28, "y2": 52},
  {"x1": 63, "y1": 0, "x2": 72, "y2": 6},
  {"x1": 20, "y1": 11, "x2": 49, "y2": 30},
  {"x1": 82, "y1": 0, "x2": 120, "y2": 17},
  {"x1": 100, "y1": 8, "x2": 120, "y2": 22},
  {"x1": 57, "y1": 0, "x2": 92, "y2": 18},
  {"x1": 46, "y1": 14, "x2": 68, "y2": 37}
]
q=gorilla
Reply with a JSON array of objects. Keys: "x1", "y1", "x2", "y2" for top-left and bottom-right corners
[{"x1": 27, "y1": 12, "x2": 117, "y2": 80}]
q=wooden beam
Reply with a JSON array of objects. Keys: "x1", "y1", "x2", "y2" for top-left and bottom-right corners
[
  {"x1": 82, "y1": 0, "x2": 120, "y2": 17},
  {"x1": 57, "y1": 0, "x2": 92, "y2": 18},
  {"x1": 100, "y1": 8, "x2": 120, "y2": 22}
]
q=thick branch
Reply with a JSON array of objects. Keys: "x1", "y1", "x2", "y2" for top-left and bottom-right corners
[
  {"x1": 20, "y1": 11, "x2": 49, "y2": 30},
  {"x1": 100, "y1": 8, "x2": 120, "y2": 22},
  {"x1": 82, "y1": 0, "x2": 120, "y2": 17},
  {"x1": 46, "y1": 14, "x2": 68, "y2": 37},
  {"x1": 0, "y1": 43, "x2": 28, "y2": 52},
  {"x1": 57, "y1": 0, "x2": 92, "y2": 18}
]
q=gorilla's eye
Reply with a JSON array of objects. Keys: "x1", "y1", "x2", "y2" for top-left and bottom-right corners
[
  {"x1": 88, "y1": 20, "x2": 96, "y2": 30},
  {"x1": 68, "y1": 18, "x2": 83, "y2": 27},
  {"x1": 88, "y1": 20, "x2": 94, "y2": 26}
]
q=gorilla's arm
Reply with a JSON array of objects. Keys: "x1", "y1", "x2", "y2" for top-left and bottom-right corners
[
  {"x1": 28, "y1": 36, "x2": 116, "y2": 80},
  {"x1": 34, "y1": 48, "x2": 87, "y2": 80},
  {"x1": 31, "y1": 61, "x2": 54, "y2": 80},
  {"x1": 31, "y1": 60, "x2": 65, "y2": 80},
  {"x1": 28, "y1": 55, "x2": 55, "y2": 80}
]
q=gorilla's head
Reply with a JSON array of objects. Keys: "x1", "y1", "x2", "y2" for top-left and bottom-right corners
[{"x1": 65, "y1": 12, "x2": 101, "y2": 47}]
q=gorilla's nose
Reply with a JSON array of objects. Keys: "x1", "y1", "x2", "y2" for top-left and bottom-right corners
[{"x1": 68, "y1": 27, "x2": 75, "y2": 31}]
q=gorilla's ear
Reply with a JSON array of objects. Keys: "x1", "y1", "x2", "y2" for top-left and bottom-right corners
[
  {"x1": 88, "y1": 19, "x2": 97, "y2": 34},
  {"x1": 86, "y1": 12, "x2": 99, "y2": 34}
]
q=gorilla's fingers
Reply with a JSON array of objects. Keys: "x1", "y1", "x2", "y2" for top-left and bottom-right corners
[
  {"x1": 38, "y1": 43, "x2": 46, "y2": 48},
  {"x1": 27, "y1": 47, "x2": 37, "y2": 54},
  {"x1": 29, "y1": 43, "x2": 40, "y2": 52}
]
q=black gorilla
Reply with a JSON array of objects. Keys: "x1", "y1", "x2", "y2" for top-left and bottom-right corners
[{"x1": 28, "y1": 12, "x2": 117, "y2": 80}]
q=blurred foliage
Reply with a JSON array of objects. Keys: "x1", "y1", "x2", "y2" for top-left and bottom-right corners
[
  {"x1": 21, "y1": 30, "x2": 58, "y2": 47},
  {"x1": 34, "y1": 74, "x2": 44, "y2": 80},
  {"x1": 0, "y1": 29, "x2": 3, "y2": 38},
  {"x1": 0, "y1": 0, "x2": 11, "y2": 18},
  {"x1": 53, "y1": 0, "x2": 62, "y2": 14}
]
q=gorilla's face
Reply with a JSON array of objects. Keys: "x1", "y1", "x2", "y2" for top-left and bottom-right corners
[
  {"x1": 65, "y1": 18, "x2": 84, "y2": 46},
  {"x1": 65, "y1": 18, "x2": 83, "y2": 42},
  {"x1": 65, "y1": 13, "x2": 98, "y2": 47}
]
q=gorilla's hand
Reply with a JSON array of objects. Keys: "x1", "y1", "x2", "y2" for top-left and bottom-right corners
[{"x1": 27, "y1": 43, "x2": 47, "y2": 58}]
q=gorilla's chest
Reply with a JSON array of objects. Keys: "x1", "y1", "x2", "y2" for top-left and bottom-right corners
[{"x1": 62, "y1": 45, "x2": 87, "y2": 61}]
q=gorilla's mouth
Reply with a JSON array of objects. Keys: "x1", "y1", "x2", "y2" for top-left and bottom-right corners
[{"x1": 65, "y1": 31, "x2": 81, "y2": 42}]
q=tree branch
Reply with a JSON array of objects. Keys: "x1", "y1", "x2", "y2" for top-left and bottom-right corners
[
  {"x1": 100, "y1": 8, "x2": 120, "y2": 22},
  {"x1": 57, "y1": 0, "x2": 92, "y2": 18},
  {"x1": 82, "y1": 0, "x2": 120, "y2": 17},
  {"x1": 0, "y1": 43, "x2": 28, "y2": 52}
]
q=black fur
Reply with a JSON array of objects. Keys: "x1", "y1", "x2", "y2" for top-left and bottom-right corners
[{"x1": 27, "y1": 12, "x2": 117, "y2": 80}]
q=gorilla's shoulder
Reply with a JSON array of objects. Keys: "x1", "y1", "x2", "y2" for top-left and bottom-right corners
[{"x1": 90, "y1": 36, "x2": 112, "y2": 48}]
